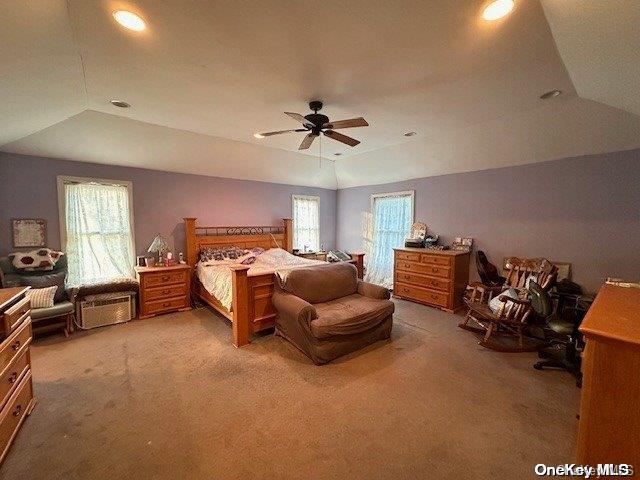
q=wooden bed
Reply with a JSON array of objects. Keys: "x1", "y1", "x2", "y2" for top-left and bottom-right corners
[{"x1": 184, "y1": 218, "x2": 364, "y2": 347}]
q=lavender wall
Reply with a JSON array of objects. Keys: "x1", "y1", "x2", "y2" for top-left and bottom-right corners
[
  {"x1": 337, "y1": 149, "x2": 640, "y2": 293},
  {"x1": 0, "y1": 152, "x2": 336, "y2": 256}
]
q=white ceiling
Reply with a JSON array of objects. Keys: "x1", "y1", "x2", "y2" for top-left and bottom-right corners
[
  {"x1": 540, "y1": 0, "x2": 640, "y2": 117},
  {"x1": 1, "y1": 0, "x2": 639, "y2": 189}
]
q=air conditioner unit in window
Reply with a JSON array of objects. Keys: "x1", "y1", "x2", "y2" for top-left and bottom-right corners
[{"x1": 78, "y1": 293, "x2": 136, "y2": 329}]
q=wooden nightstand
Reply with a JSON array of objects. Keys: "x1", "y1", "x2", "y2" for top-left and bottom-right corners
[{"x1": 135, "y1": 265, "x2": 191, "y2": 319}]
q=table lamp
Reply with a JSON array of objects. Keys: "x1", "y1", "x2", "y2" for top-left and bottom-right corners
[{"x1": 148, "y1": 234, "x2": 169, "y2": 266}]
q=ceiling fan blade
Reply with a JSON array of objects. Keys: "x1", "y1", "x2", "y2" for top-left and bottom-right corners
[
  {"x1": 258, "y1": 129, "x2": 307, "y2": 137},
  {"x1": 322, "y1": 117, "x2": 369, "y2": 129},
  {"x1": 323, "y1": 130, "x2": 360, "y2": 147},
  {"x1": 285, "y1": 112, "x2": 315, "y2": 127},
  {"x1": 299, "y1": 133, "x2": 317, "y2": 150}
]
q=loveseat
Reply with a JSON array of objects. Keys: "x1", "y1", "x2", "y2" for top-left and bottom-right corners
[{"x1": 272, "y1": 262, "x2": 394, "y2": 364}]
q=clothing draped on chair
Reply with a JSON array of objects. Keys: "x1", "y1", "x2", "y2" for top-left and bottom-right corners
[
  {"x1": 65, "y1": 182, "x2": 135, "y2": 285},
  {"x1": 364, "y1": 193, "x2": 412, "y2": 288}
]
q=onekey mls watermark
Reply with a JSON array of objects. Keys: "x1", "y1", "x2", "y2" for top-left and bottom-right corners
[{"x1": 534, "y1": 464, "x2": 634, "y2": 478}]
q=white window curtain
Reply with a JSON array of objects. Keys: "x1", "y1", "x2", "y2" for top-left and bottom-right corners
[
  {"x1": 365, "y1": 192, "x2": 414, "y2": 288},
  {"x1": 292, "y1": 195, "x2": 320, "y2": 251},
  {"x1": 64, "y1": 181, "x2": 135, "y2": 286}
]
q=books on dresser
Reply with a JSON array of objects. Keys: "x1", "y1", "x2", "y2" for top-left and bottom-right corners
[{"x1": 393, "y1": 247, "x2": 470, "y2": 313}]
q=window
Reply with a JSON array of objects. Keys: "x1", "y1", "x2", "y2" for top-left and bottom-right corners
[
  {"x1": 365, "y1": 191, "x2": 414, "y2": 288},
  {"x1": 57, "y1": 176, "x2": 135, "y2": 286},
  {"x1": 292, "y1": 194, "x2": 320, "y2": 251}
]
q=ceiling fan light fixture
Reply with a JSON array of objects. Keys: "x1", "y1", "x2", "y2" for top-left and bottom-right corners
[
  {"x1": 404, "y1": 131, "x2": 417, "y2": 137},
  {"x1": 113, "y1": 10, "x2": 146, "y2": 31},
  {"x1": 482, "y1": 0, "x2": 515, "y2": 21},
  {"x1": 334, "y1": 153, "x2": 342, "y2": 156},
  {"x1": 253, "y1": 133, "x2": 265, "y2": 139},
  {"x1": 540, "y1": 89, "x2": 562, "y2": 100}
]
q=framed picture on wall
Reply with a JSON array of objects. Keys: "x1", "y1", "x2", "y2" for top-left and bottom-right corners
[{"x1": 12, "y1": 218, "x2": 47, "y2": 248}]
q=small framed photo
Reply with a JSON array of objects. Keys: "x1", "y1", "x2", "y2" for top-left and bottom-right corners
[
  {"x1": 12, "y1": 218, "x2": 47, "y2": 248},
  {"x1": 452, "y1": 237, "x2": 473, "y2": 252}
]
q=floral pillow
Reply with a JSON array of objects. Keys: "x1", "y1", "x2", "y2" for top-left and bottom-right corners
[{"x1": 9, "y1": 249, "x2": 64, "y2": 271}]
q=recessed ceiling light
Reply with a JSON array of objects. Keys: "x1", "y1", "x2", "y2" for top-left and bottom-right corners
[
  {"x1": 540, "y1": 89, "x2": 562, "y2": 100},
  {"x1": 253, "y1": 133, "x2": 265, "y2": 139},
  {"x1": 482, "y1": 0, "x2": 515, "y2": 21},
  {"x1": 110, "y1": 100, "x2": 131, "y2": 108},
  {"x1": 404, "y1": 131, "x2": 417, "y2": 137},
  {"x1": 113, "y1": 10, "x2": 146, "y2": 31}
]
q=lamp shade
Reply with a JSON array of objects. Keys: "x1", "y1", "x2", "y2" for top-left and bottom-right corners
[{"x1": 148, "y1": 234, "x2": 169, "y2": 253}]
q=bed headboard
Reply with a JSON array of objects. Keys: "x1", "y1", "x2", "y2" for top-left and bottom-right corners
[{"x1": 183, "y1": 218, "x2": 293, "y2": 267}]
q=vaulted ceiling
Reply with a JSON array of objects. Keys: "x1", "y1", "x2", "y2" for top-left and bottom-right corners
[{"x1": 2, "y1": 0, "x2": 639, "y2": 189}]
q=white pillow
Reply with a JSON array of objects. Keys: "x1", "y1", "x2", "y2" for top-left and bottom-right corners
[
  {"x1": 26, "y1": 286, "x2": 58, "y2": 309},
  {"x1": 489, "y1": 287, "x2": 518, "y2": 315}
]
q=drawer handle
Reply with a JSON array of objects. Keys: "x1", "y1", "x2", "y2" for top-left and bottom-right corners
[
  {"x1": 162, "y1": 302, "x2": 171, "y2": 307},
  {"x1": 12, "y1": 405, "x2": 22, "y2": 417},
  {"x1": 11, "y1": 340, "x2": 20, "y2": 351},
  {"x1": 403, "y1": 288, "x2": 409, "y2": 293},
  {"x1": 8, "y1": 372, "x2": 18, "y2": 384},
  {"x1": 432, "y1": 268, "x2": 439, "y2": 272},
  {"x1": 161, "y1": 276, "x2": 170, "y2": 281},
  {"x1": 431, "y1": 295, "x2": 439, "y2": 300},
  {"x1": 162, "y1": 289, "x2": 171, "y2": 294},
  {"x1": 404, "y1": 275, "x2": 410, "y2": 279},
  {"x1": 404, "y1": 263, "x2": 410, "y2": 268}
]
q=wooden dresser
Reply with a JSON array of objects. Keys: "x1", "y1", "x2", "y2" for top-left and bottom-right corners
[
  {"x1": 576, "y1": 284, "x2": 640, "y2": 465},
  {"x1": 135, "y1": 264, "x2": 192, "y2": 319},
  {"x1": 0, "y1": 287, "x2": 36, "y2": 464},
  {"x1": 393, "y1": 248, "x2": 470, "y2": 313}
]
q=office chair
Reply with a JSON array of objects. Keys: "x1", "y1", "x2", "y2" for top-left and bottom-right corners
[{"x1": 529, "y1": 281, "x2": 582, "y2": 386}]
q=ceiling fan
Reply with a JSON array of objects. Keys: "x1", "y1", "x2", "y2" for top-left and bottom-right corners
[{"x1": 255, "y1": 101, "x2": 369, "y2": 150}]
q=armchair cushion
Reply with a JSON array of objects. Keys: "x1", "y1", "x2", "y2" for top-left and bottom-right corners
[
  {"x1": 272, "y1": 291, "x2": 317, "y2": 325},
  {"x1": 30, "y1": 301, "x2": 74, "y2": 320},
  {"x1": 18, "y1": 271, "x2": 68, "y2": 302},
  {"x1": 311, "y1": 294, "x2": 394, "y2": 339}
]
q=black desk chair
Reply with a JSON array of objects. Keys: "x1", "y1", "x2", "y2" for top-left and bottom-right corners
[{"x1": 529, "y1": 281, "x2": 582, "y2": 386}]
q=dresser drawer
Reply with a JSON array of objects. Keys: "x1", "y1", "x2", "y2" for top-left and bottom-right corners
[
  {"x1": 145, "y1": 284, "x2": 188, "y2": 301},
  {"x1": 0, "y1": 349, "x2": 29, "y2": 410},
  {"x1": 144, "y1": 296, "x2": 189, "y2": 316},
  {"x1": 0, "y1": 320, "x2": 31, "y2": 376},
  {"x1": 395, "y1": 251, "x2": 421, "y2": 262},
  {"x1": 395, "y1": 271, "x2": 451, "y2": 291},
  {"x1": 2, "y1": 297, "x2": 30, "y2": 336},
  {"x1": 420, "y1": 254, "x2": 451, "y2": 267},
  {"x1": 0, "y1": 369, "x2": 33, "y2": 463},
  {"x1": 396, "y1": 260, "x2": 430, "y2": 275},
  {"x1": 143, "y1": 270, "x2": 188, "y2": 287},
  {"x1": 395, "y1": 283, "x2": 449, "y2": 308}
]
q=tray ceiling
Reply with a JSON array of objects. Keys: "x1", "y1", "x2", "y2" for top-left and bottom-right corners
[{"x1": 2, "y1": 0, "x2": 639, "y2": 189}]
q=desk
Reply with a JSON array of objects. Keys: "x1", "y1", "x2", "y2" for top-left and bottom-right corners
[{"x1": 577, "y1": 284, "x2": 640, "y2": 465}]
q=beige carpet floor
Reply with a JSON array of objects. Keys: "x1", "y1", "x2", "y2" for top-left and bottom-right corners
[{"x1": 1, "y1": 299, "x2": 579, "y2": 480}]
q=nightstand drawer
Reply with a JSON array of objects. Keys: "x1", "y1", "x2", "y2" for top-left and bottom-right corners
[
  {"x1": 144, "y1": 296, "x2": 189, "y2": 316},
  {"x1": 143, "y1": 270, "x2": 187, "y2": 287},
  {"x1": 145, "y1": 284, "x2": 188, "y2": 301}
]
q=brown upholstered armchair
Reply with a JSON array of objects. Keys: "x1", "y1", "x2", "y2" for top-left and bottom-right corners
[{"x1": 272, "y1": 262, "x2": 394, "y2": 365}]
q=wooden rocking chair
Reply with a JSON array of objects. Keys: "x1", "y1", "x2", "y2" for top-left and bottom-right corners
[
  {"x1": 459, "y1": 292, "x2": 541, "y2": 352},
  {"x1": 460, "y1": 257, "x2": 557, "y2": 352}
]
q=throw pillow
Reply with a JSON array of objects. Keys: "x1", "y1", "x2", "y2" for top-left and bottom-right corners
[
  {"x1": 9, "y1": 249, "x2": 64, "y2": 271},
  {"x1": 26, "y1": 286, "x2": 58, "y2": 309}
]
